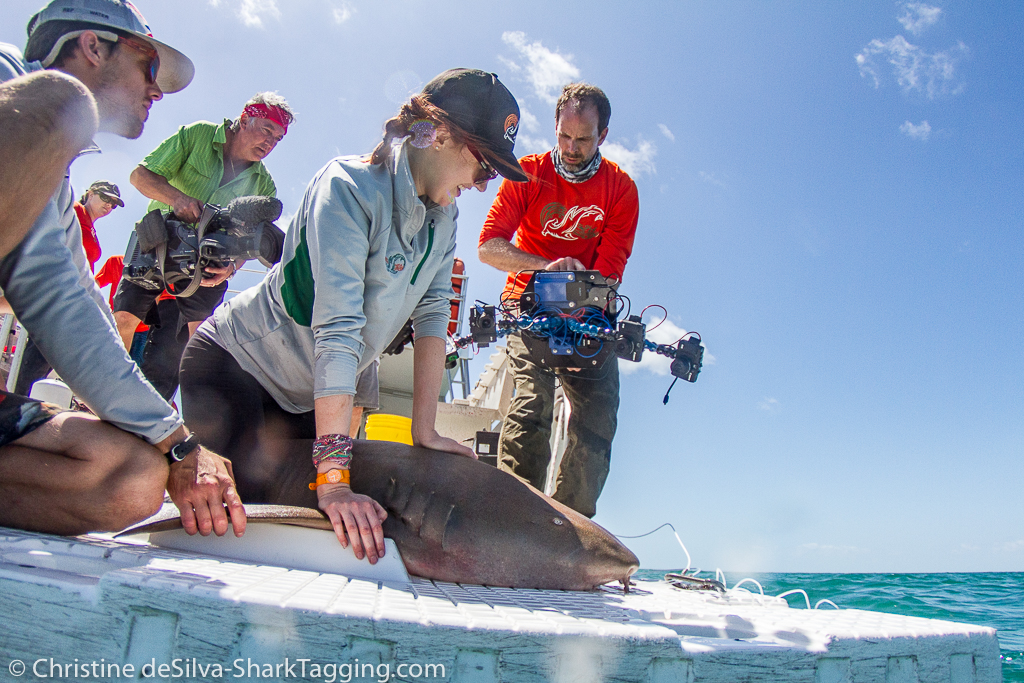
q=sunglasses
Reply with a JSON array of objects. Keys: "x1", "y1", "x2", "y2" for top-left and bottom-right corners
[
  {"x1": 468, "y1": 146, "x2": 500, "y2": 185},
  {"x1": 115, "y1": 35, "x2": 160, "y2": 85}
]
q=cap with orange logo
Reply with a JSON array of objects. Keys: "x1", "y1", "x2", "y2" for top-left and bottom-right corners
[{"x1": 421, "y1": 68, "x2": 528, "y2": 183}]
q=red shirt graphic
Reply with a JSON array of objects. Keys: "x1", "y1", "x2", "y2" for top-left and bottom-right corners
[{"x1": 479, "y1": 151, "x2": 639, "y2": 299}]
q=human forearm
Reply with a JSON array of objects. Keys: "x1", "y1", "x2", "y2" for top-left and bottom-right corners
[
  {"x1": 410, "y1": 336, "x2": 475, "y2": 457},
  {"x1": 0, "y1": 220, "x2": 182, "y2": 443},
  {"x1": 411, "y1": 336, "x2": 446, "y2": 441},
  {"x1": 311, "y1": 390, "x2": 388, "y2": 562},
  {"x1": 478, "y1": 237, "x2": 585, "y2": 274},
  {"x1": 478, "y1": 237, "x2": 552, "y2": 273},
  {"x1": 314, "y1": 393, "x2": 355, "y2": 465},
  {"x1": 130, "y1": 166, "x2": 202, "y2": 222}
]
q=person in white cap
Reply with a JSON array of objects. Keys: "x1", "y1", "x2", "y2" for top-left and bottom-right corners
[{"x1": 0, "y1": 0, "x2": 246, "y2": 541}]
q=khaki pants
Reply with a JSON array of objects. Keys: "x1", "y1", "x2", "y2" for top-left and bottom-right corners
[{"x1": 497, "y1": 334, "x2": 619, "y2": 518}]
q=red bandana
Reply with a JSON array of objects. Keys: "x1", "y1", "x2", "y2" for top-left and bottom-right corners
[{"x1": 243, "y1": 104, "x2": 290, "y2": 134}]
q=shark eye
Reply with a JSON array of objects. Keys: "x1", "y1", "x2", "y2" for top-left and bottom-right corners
[{"x1": 552, "y1": 518, "x2": 564, "y2": 526}]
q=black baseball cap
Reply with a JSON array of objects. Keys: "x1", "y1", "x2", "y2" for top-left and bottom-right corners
[
  {"x1": 421, "y1": 69, "x2": 528, "y2": 182},
  {"x1": 87, "y1": 180, "x2": 123, "y2": 206}
]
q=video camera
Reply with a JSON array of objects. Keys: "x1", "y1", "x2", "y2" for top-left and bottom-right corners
[
  {"x1": 614, "y1": 314, "x2": 704, "y2": 383},
  {"x1": 122, "y1": 195, "x2": 286, "y2": 297}
]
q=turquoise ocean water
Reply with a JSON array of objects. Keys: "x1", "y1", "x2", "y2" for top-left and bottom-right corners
[{"x1": 635, "y1": 570, "x2": 1024, "y2": 681}]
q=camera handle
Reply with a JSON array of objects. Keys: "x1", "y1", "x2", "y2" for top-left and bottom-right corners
[{"x1": 165, "y1": 204, "x2": 219, "y2": 298}]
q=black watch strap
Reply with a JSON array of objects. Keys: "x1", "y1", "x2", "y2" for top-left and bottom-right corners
[{"x1": 168, "y1": 433, "x2": 200, "y2": 463}]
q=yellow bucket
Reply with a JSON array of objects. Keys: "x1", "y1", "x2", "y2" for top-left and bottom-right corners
[{"x1": 364, "y1": 413, "x2": 413, "y2": 445}]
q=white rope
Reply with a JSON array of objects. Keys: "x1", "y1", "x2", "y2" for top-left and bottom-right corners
[
  {"x1": 615, "y1": 522, "x2": 843, "y2": 610},
  {"x1": 731, "y1": 578, "x2": 765, "y2": 596},
  {"x1": 776, "y1": 589, "x2": 811, "y2": 609},
  {"x1": 614, "y1": 523, "x2": 692, "y2": 574}
]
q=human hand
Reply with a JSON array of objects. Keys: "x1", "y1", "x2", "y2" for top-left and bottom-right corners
[
  {"x1": 170, "y1": 195, "x2": 204, "y2": 223},
  {"x1": 414, "y1": 429, "x2": 477, "y2": 459},
  {"x1": 317, "y1": 484, "x2": 388, "y2": 563},
  {"x1": 200, "y1": 262, "x2": 235, "y2": 287},
  {"x1": 166, "y1": 447, "x2": 247, "y2": 537},
  {"x1": 544, "y1": 256, "x2": 586, "y2": 272}
]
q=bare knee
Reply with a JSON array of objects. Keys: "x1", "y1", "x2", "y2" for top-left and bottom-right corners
[
  {"x1": 97, "y1": 438, "x2": 167, "y2": 530},
  {"x1": 30, "y1": 414, "x2": 168, "y2": 531},
  {"x1": 113, "y1": 310, "x2": 142, "y2": 348},
  {"x1": 80, "y1": 423, "x2": 168, "y2": 531}
]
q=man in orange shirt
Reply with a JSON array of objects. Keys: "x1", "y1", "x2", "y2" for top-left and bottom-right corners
[{"x1": 478, "y1": 83, "x2": 639, "y2": 518}]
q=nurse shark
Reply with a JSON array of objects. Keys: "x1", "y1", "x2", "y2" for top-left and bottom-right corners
[{"x1": 125, "y1": 440, "x2": 639, "y2": 591}]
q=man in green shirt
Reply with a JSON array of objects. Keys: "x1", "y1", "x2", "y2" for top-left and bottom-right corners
[{"x1": 112, "y1": 92, "x2": 293, "y2": 397}]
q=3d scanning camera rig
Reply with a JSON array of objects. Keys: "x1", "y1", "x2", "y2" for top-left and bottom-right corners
[{"x1": 447, "y1": 271, "x2": 704, "y2": 403}]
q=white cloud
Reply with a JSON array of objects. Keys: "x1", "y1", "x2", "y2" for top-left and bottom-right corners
[
  {"x1": 658, "y1": 123, "x2": 675, "y2": 142},
  {"x1": 520, "y1": 106, "x2": 542, "y2": 133},
  {"x1": 856, "y1": 36, "x2": 967, "y2": 98},
  {"x1": 212, "y1": 0, "x2": 354, "y2": 27},
  {"x1": 516, "y1": 135, "x2": 552, "y2": 155},
  {"x1": 699, "y1": 171, "x2": 727, "y2": 189},
  {"x1": 512, "y1": 106, "x2": 551, "y2": 154},
  {"x1": 278, "y1": 210, "x2": 297, "y2": 232},
  {"x1": 332, "y1": 1, "x2": 355, "y2": 23},
  {"x1": 900, "y1": 120, "x2": 932, "y2": 140},
  {"x1": 601, "y1": 138, "x2": 657, "y2": 178},
  {"x1": 898, "y1": 3, "x2": 942, "y2": 35},
  {"x1": 501, "y1": 31, "x2": 581, "y2": 104},
  {"x1": 758, "y1": 397, "x2": 781, "y2": 412},
  {"x1": 209, "y1": 0, "x2": 280, "y2": 28}
]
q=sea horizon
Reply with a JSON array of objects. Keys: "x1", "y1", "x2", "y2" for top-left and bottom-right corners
[{"x1": 636, "y1": 569, "x2": 1024, "y2": 682}]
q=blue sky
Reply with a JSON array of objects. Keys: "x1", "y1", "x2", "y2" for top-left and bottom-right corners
[{"x1": 4, "y1": 0, "x2": 1021, "y2": 573}]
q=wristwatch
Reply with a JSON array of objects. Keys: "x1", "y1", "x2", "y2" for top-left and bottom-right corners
[
  {"x1": 167, "y1": 433, "x2": 201, "y2": 463},
  {"x1": 308, "y1": 468, "x2": 351, "y2": 490}
]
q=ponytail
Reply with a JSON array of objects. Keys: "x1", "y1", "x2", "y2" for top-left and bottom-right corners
[{"x1": 370, "y1": 94, "x2": 490, "y2": 165}]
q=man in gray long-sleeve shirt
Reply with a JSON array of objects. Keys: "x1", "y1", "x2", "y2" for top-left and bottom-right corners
[{"x1": 0, "y1": 0, "x2": 245, "y2": 538}]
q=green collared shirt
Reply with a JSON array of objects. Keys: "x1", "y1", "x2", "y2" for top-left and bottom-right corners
[{"x1": 139, "y1": 119, "x2": 277, "y2": 212}]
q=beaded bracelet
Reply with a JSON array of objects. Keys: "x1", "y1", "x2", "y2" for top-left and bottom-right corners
[{"x1": 312, "y1": 433, "x2": 353, "y2": 469}]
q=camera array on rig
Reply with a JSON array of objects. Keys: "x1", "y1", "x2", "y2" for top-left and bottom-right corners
[{"x1": 447, "y1": 270, "x2": 704, "y2": 404}]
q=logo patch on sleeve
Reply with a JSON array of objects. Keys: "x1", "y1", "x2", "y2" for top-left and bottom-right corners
[{"x1": 386, "y1": 253, "x2": 407, "y2": 274}]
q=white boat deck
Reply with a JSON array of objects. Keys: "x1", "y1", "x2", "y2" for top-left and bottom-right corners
[{"x1": 0, "y1": 526, "x2": 1001, "y2": 682}]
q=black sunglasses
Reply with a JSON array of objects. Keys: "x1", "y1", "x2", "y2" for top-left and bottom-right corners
[{"x1": 468, "y1": 146, "x2": 500, "y2": 185}]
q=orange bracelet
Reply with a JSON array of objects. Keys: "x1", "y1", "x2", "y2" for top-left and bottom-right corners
[{"x1": 308, "y1": 468, "x2": 350, "y2": 490}]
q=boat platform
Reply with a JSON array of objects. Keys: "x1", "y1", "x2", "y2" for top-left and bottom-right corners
[{"x1": 0, "y1": 526, "x2": 1001, "y2": 682}]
